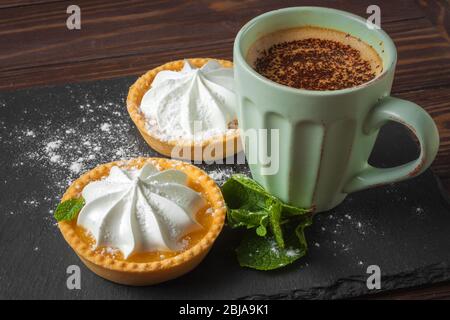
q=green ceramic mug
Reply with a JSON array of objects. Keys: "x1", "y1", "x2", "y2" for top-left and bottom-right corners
[{"x1": 233, "y1": 7, "x2": 440, "y2": 212}]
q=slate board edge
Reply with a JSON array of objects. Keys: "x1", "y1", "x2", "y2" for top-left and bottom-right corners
[
  {"x1": 238, "y1": 262, "x2": 450, "y2": 300},
  {"x1": 0, "y1": 75, "x2": 137, "y2": 94}
]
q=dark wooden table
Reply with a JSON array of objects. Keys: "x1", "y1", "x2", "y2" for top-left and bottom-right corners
[{"x1": 1, "y1": 0, "x2": 449, "y2": 299}]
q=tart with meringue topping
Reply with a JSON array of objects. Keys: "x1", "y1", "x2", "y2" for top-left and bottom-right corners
[
  {"x1": 56, "y1": 157, "x2": 226, "y2": 286},
  {"x1": 127, "y1": 58, "x2": 242, "y2": 161}
]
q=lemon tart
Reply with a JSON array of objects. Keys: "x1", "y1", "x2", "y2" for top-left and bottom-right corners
[
  {"x1": 57, "y1": 157, "x2": 226, "y2": 286},
  {"x1": 127, "y1": 58, "x2": 242, "y2": 161}
]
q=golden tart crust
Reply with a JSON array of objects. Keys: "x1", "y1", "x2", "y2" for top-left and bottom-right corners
[
  {"x1": 58, "y1": 157, "x2": 226, "y2": 286},
  {"x1": 127, "y1": 58, "x2": 242, "y2": 161}
]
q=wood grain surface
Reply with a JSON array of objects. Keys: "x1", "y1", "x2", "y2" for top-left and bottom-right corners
[{"x1": 0, "y1": 0, "x2": 449, "y2": 299}]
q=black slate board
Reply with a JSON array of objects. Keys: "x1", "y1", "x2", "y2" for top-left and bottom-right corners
[{"x1": 0, "y1": 77, "x2": 449, "y2": 300}]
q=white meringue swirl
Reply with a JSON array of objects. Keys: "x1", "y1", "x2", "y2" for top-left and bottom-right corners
[
  {"x1": 140, "y1": 59, "x2": 236, "y2": 142},
  {"x1": 77, "y1": 163, "x2": 206, "y2": 258}
]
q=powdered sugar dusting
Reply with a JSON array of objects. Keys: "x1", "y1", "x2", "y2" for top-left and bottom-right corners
[
  {"x1": 0, "y1": 85, "x2": 151, "y2": 222},
  {"x1": 69, "y1": 159, "x2": 84, "y2": 174},
  {"x1": 208, "y1": 166, "x2": 235, "y2": 186},
  {"x1": 100, "y1": 123, "x2": 111, "y2": 132},
  {"x1": 20, "y1": 101, "x2": 144, "y2": 189}
]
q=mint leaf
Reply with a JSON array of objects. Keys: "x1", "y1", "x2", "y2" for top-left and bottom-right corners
[
  {"x1": 222, "y1": 174, "x2": 310, "y2": 245},
  {"x1": 228, "y1": 208, "x2": 268, "y2": 230},
  {"x1": 266, "y1": 197, "x2": 284, "y2": 248},
  {"x1": 223, "y1": 174, "x2": 311, "y2": 216},
  {"x1": 236, "y1": 232, "x2": 304, "y2": 270},
  {"x1": 236, "y1": 216, "x2": 312, "y2": 270},
  {"x1": 54, "y1": 198, "x2": 85, "y2": 222},
  {"x1": 222, "y1": 174, "x2": 274, "y2": 212},
  {"x1": 224, "y1": 174, "x2": 267, "y2": 194},
  {"x1": 282, "y1": 202, "x2": 312, "y2": 218},
  {"x1": 256, "y1": 225, "x2": 267, "y2": 236},
  {"x1": 222, "y1": 174, "x2": 313, "y2": 270},
  {"x1": 223, "y1": 175, "x2": 278, "y2": 238},
  {"x1": 295, "y1": 216, "x2": 313, "y2": 247}
]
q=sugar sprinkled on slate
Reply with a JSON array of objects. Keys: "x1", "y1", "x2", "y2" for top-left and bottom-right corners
[
  {"x1": 0, "y1": 94, "x2": 144, "y2": 221},
  {"x1": 207, "y1": 166, "x2": 235, "y2": 186}
]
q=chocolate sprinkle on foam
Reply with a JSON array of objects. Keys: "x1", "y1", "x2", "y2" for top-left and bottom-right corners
[{"x1": 254, "y1": 38, "x2": 377, "y2": 91}]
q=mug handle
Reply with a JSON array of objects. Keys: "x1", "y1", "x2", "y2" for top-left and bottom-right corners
[{"x1": 343, "y1": 97, "x2": 440, "y2": 193}]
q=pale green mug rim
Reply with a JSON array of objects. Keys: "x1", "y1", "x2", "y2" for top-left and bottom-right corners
[{"x1": 233, "y1": 6, "x2": 398, "y2": 96}]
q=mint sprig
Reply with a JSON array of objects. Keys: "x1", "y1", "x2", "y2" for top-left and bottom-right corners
[
  {"x1": 236, "y1": 217, "x2": 312, "y2": 270},
  {"x1": 54, "y1": 197, "x2": 85, "y2": 222},
  {"x1": 222, "y1": 174, "x2": 312, "y2": 270}
]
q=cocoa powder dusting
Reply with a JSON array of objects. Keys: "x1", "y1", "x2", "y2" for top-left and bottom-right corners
[{"x1": 254, "y1": 38, "x2": 377, "y2": 91}]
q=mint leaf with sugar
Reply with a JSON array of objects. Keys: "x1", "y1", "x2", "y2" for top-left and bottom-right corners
[
  {"x1": 223, "y1": 174, "x2": 285, "y2": 246},
  {"x1": 54, "y1": 197, "x2": 85, "y2": 222},
  {"x1": 236, "y1": 220, "x2": 307, "y2": 270},
  {"x1": 236, "y1": 217, "x2": 311, "y2": 270}
]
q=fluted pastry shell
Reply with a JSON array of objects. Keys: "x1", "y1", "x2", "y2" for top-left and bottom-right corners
[{"x1": 127, "y1": 58, "x2": 241, "y2": 161}]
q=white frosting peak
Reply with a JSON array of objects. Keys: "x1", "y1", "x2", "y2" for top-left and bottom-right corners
[
  {"x1": 140, "y1": 60, "x2": 236, "y2": 142},
  {"x1": 77, "y1": 163, "x2": 205, "y2": 258}
]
